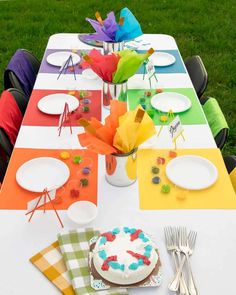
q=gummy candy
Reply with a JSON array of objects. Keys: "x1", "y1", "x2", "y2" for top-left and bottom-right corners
[
  {"x1": 161, "y1": 184, "x2": 171, "y2": 193},
  {"x1": 169, "y1": 150, "x2": 177, "y2": 158},
  {"x1": 70, "y1": 189, "x2": 80, "y2": 198},
  {"x1": 139, "y1": 97, "x2": 146, "y2": 104},
  {"x1": 82, "y1": 167, "x2": 91, "y2": 175},
  {"x1": 157, "y1": 157, "x2": 165, "y2": 165},
  {"x1": 83, "y1": 98, "x2": 91, "y2": 105},
  {"x1": 60, "y1": 151, "x2": 70, "y2": 160},
  {"x1": 160, "y1": 115, "x2": 168, "y2": 122},
  {"x1": 152, "y1": 176, "x2": 161, "y2": 184},
  {"x1": 73, "y1": 155, "x2": 82, "y2": 164},
  {"x1": 80, "y1": 178, "x2": 89, "y2": 187},
  {"x1": 144, "y1": 91, "x2": 152, "y2": 97},
  {"x1": 151, "y1": 166, "x2": 159, "y2": 174},
  {"x1": 82, "y1": 106, "x2": 90, "y2": 112},
  {"x1": 156, "y1": 88, "x2": 163, "y2": 93}
]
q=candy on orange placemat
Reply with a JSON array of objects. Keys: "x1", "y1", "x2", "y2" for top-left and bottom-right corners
[
  {"x1": 80, "y1": 178, "x2": 89, "y2": 187},
  {"x1": 156, "y1": 88, "x2": 163, "y2": 93},
  {"x1": 157, "y1": 157, "x2": 165, "y2": 165},
  {"x1": 169, "y1": 150, "x2": 177, "y2": 158},
  {"x1": 73, "y1": 155, "x2": 83, "y2": 164},
  {"x1": 70, "y1": 189, "x2": 80, "y2": 198},
  {"x1": 60, "y1": 151, "x2": 71, "y2": 160}
]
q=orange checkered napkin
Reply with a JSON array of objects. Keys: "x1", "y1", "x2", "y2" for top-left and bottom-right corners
[{"x1": 30, "y1": 241, "x2": 75, "y2": 295}]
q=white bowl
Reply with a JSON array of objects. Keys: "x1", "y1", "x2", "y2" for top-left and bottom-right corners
[{"x1": 67, "y1": 201, "x2": 98, "y2": 225}]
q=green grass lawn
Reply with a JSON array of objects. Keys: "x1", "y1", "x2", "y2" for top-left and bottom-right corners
[{"x1": 0, "y1": 0, "x2": 235, "y2": 154}]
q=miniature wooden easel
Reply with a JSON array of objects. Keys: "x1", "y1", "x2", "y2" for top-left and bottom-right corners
[
  {"x1": 173, "y1": 129, "x2": 185, "y2": 149},
  {"x1": 143, "y1": 59, "x2": 158, "y2": 88},
  {"x1": 157, "y1": 109, "x2": 175, "y2": 137},
  {"x1": 58, "y1": 102, "x2": 72, "y2": 136},
  {"x1": 25, "y1": 188, "x2": 64, "y2": 228},
  {"x1": 57, "y1": 54, "x2": 76, "y2": 80}
]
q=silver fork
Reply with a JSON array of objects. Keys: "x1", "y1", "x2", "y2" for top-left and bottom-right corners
[
  {"x1": 164, "y1": 227, "x2": 187, "y2": 295},
  {"x1": 182, "y1": 229, "x2": 198, "y2": 295},
  {"x1": 172, "y1": 227, "x2": 189, "y2": 295},
  {"x1": 169, "y1": 227, "x2": 197, "y2": 295}
]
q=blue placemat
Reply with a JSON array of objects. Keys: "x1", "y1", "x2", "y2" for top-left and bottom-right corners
[{"x1": 137, "y1": 50, "x2": 186, "y2": 74}]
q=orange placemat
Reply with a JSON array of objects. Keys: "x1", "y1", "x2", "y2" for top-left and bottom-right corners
[
  {"x1": 138, "y1": 148, "x2": 236, "y2": 210},
  {"x1": 0, "y1": 148, "x2": 98, "y2": 210},
  {"x1": 22, "y1": 89, "x2": 101, "y2": 126}
]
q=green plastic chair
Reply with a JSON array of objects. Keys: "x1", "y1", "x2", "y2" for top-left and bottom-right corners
[{"x1": 201, "y1": 97, "x2": 229, "y2": 149}]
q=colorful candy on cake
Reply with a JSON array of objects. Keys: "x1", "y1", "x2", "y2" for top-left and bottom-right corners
[{"x1": 91, "y1": 227, "x2": 160, "y2": 285}]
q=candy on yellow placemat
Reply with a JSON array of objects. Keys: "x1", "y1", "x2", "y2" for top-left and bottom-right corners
[
  {"x1": 60, "y1": 151, "x2": 71, "y2": 160},
  {"x1": 176, "y1": 193, "x2": 187, "y2": 201},
  {"x1": 161, "y1": 184, "x2": 171, "y2": 193},
  {"x1": 169, "y1": 150, "x2": 177, "y2": 158}
]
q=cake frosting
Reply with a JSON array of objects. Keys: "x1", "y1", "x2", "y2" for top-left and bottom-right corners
[{"x1": 92, "y1": 227, "x2": 159, "y2": 285}]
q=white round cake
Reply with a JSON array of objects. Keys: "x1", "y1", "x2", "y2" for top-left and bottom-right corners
[{"x1": 92, "y1": 227, "x2": 159, "y2": 285}]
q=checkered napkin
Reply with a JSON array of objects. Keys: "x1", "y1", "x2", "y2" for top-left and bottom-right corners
[
  {"x1": 58, "y1": 228, "x2": 128, "y2": 295},
  {"x1": 30, "y1": 241, "x2": 75, "y2": 295}
]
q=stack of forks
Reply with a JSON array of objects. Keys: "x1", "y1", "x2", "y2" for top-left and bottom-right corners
[{"x1": 164, "y1": 226, "x2": 198, "y2": 295}]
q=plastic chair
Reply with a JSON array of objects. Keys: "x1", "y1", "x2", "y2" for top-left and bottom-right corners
[
  {"x1": 0, "y1": 129, "x2": 12, "y2": 184},
  {"x1": 223, "y1": 155, "x2": 236, "y2": 192},
  {"x1": 201, "y1": 97, "x2": 229, "y2": 149},
  {"x1": 4, "y1": 49, "x2": 40, "y2": 96},
  {"x1": 7, "y1": 88, "x2": 29, "y2": 115},
  {"x1": 185, "y1": 55, "x2": 208, "y2": 98}
]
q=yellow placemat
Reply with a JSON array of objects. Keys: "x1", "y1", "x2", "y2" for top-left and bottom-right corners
[{"x1": 138, "y1": 148, "x2": 236, "y2": 209}]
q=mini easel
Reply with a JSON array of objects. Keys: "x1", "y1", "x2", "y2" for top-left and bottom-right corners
[
  {"x1": 157, "y1": 109, "x2": 175, "y2": 137},
  {"x1": 57, "y1": 54, "x2": 76, "y2": 80},
  {"x1": 173, "y1": 129, "x2": 185, "y2": 149},
  {"x1": 143, "y1": 59, "x2": 158, "y2": 88},
  {"x1": 58, "y1": 102, "x2": 72, "y2": 136},
  {"x1": 25, "y1": 188, "x2": 64, "y2": 228}
]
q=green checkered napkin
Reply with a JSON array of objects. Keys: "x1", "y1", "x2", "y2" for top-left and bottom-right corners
[{"x1": 58, "y1": 228, "x2": 128, "y2": 295}]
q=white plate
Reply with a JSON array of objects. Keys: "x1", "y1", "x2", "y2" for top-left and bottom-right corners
[
  {"x1": 67, "y1": 201, "x2": 98, "y2": 225},
  {"x1": 151, "y1": 92, "x2": 192, "y2": 113},
  {"x1": 38, "y1": 93, "x2": 79, "y2": 115},
  {"x1": 46, "y1": 51, "x2": 81, "y2": 67},
  {"x1": 82, "y1": 68, "x2": 98, "y2": 80},
  {"x1": 166, "y1": 155, "x2": 218, "y2": 190},
  {"x1": 16, "y1": 157, "x2": 70, "y2": 192},
  {"x1": 149, "y1": 52, "x2": 176, "y2": 67}
]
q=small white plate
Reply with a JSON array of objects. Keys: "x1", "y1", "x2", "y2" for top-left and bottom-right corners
[
  {"x1": 149, "y1": 52, "x2": 176, "y2": 67},
  {"x1": 82, "y1": 68, "x2": 98, "y2": 80},
  {"x1": 151, "y1": 92, "x2": 191, "y2": 113},
  {"x1": 166, "y1": 155, "x2": 218, "y2": 190},
  {"x1": 38, "y1": 93, "x2": 79, "y2": 115},
  {"x1": 67, "y1": 201, "x2": 98, "y2": 225},
  {"x1": 16, "y1": 157, "x2": 70, "y2": 192},
  {"x1": 47, "y1": 51, "x2": 81, "y2": 67}
]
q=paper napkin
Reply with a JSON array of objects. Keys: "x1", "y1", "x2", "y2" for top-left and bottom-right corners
[
  {"x1": 30, "y1": 241, "x2": 75, "y2": 295},
  {"x1": 58, "y1": 228, "x2": 128, "y2": 295}
]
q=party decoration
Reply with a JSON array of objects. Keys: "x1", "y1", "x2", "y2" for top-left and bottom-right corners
[
  {"x1": 78, "y1": 101, "x2": 156, "y2": 155},
  {"x1": 81, "y1": 48, "x2": 154, "y2": 83},
  {"x1": 85, "y1": 7, "x2": 143, "y2": 42}
]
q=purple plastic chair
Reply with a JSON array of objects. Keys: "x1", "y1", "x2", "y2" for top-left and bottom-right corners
[{"x1": 4, "y1": 49, "x2": 40, "y2": 97}]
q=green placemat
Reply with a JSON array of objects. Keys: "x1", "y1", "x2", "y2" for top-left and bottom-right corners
[
  {"x1": 58, "y1": 228, "x2": 128, "y2": 295},
  {"x1": 128, "y1": 88, "x2": 207, "y2": 125}
]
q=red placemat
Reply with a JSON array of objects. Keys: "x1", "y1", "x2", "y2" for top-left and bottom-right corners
[{"x1": 23, "y1": 89, "x2": 101, "y2": 126}]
